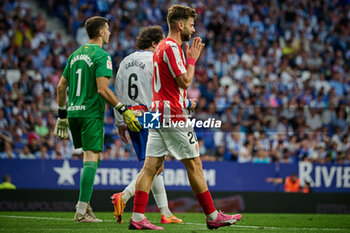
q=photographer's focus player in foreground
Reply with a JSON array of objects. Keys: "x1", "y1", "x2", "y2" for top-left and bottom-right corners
[{"x1": 129, "y1": 5, "x2": 242, "y2": 230}]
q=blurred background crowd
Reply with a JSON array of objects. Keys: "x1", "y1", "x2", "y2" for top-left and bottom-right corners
[{"x1": 0, "y1": 0, "x2": 349, "y2": 164}]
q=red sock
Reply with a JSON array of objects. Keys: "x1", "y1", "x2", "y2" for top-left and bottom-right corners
[
  {"x1": 195, "y1": 190, "x2": 216, "y2": 215},
  {"x1": 133, "y1": 190, "x2": 149, "y2": 214}
]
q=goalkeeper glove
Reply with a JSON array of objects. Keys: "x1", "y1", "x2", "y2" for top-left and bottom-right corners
[
  {"x1": 115, "y1": 103, "x2": 142, "y2": 132},
  {"x1": 54, "y1": 108, "x2": 69, "y2": 139}
]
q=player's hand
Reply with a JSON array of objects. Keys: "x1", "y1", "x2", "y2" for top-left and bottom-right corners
[
  {"x1": 54, "y1": 118, "x2": 69, "y2": 139},
  {"x1": 188, "y1": 99, "x2": 197, "y2": 113},
  {"x1": 186, "y1": 37, "x2": 205, "y2": 61},
  {"x1": 116, "y1": 104, "x2": 142, "y2": 132},
  {"x1": 118, "y1": 124, "x2": 130, "y2": 144},
  {"x1": 132, "y1": 110, "x2": 143, "y2": 117},
  {"x1": 123, "y1": 109, "x2": 142, "y2": 132}
]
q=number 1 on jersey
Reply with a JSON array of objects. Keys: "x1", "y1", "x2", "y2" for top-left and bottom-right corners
[{"x1": 76, "y1": 68, "x2": 82, "y2": 96}]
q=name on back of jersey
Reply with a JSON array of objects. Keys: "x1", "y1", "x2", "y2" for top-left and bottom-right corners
[
  {"x1": 70, "y1": 54, "x2": 93, "y2": 68},
  {"x1": 125, "y1": 60, "x2": 145, "y2": 70}
]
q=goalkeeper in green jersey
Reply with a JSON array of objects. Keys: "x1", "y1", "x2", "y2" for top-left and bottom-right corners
[{"x1": 54, "y1": 16, "x2": 142, "y2": 222}]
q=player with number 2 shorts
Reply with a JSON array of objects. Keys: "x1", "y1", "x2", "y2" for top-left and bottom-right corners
[
  {"x1": 112, "y1": 26, "x2": 182, "y2": 224},
  {"x1": 129, "y1": 5, "x2": 241, "y2": 230}
]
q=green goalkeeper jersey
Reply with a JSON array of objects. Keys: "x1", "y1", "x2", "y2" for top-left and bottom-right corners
[{"x1": 62, "y1": 43, "x2": 113, "y2": 118}]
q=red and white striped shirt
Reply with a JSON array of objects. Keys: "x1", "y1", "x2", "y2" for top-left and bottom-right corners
[{"x1": 150, "y1": 38, "x2": 190, "y2": 122}]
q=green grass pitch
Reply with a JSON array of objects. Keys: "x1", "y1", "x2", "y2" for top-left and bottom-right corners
[{"x1": 1, "y1": 212, "x2": 350, "y2": 233}]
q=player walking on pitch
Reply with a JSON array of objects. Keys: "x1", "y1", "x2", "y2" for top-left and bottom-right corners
[
  {"x1": 128, "y1": 5, "x2": 242, "y2": 230},
  {"x1": 54, "y1": 16, "x2": 141, "y2": 222},
  {"x1": 111, "y1": 26, "x2": 182, "y2": 224}
]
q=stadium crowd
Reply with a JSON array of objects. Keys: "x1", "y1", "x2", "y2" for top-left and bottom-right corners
[{"x1": 0, "y1": 0, "x2": 349, "y2": 164}]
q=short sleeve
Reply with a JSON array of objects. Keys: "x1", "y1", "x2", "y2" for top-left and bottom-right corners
[
  {"x1": 96, "y1": 54, "x2": 114, "y2": 79},
  {"x1": 163, "y1": 43, "x2": 187, "y2": 78},
  {"x1": 114, "y1": 64, "x2": 125, "y2": 126}
]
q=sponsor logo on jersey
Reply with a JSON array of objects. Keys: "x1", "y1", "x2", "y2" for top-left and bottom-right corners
[
  {"x1": 67, "y1": 105, "x2": 86, "y2": 111},
  {"x1": 107, "y1": 60, "x2": 112, "y2": 70}
]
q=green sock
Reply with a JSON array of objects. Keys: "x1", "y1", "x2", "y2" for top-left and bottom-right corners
[
  {"x1": 78, "y1": 161, "x2": 98, "y2": 203},
  {"x1": 97, "y1": 160, "x2": 101, "y2": 167}
]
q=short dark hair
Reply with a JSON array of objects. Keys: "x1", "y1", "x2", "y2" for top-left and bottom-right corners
[
  {"x1": 167, "y1": 5, "x2": 197, "y2": 29},
  {"x1": 85, "y1": 16, "x2": 109, "y2": 39},
  {"x1": 136, "y1": 26, "x2": 164, "y2": 50}
]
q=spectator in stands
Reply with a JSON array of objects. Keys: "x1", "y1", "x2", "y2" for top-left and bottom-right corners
[
  {"x1": 0, "y1": 0, "x2": 349, "y2": 163},
  {"x1": 237, "y1": 141, "x2": 252, "y2": 163},
  {"x1": 0, "y1": 108, "x2": 8, "y2": 130},
  {"x1": 0, "y1": 141, "x2": 16, "y2": 159},
  {"x1": 58, "y1": 139, "x2": 73, "y2": 159},
  {"x1": 102, "y1": 145, "x2": 112, "y2": 160},
  {"x1": 35, "y1": 115, "x2": 49, "y2": 137},
  {"x1": 225, "y1": 132, "x2": 243, "y2": 161},
  {"x1": 39, "y1": 144, "x2": 49, "y2": 159},
  {"x1": 253, "y1": 150, "x2": 271, "y2": 163},
  {"x1": 18, "y1": 145, "x2": 35, "y2": 159}
]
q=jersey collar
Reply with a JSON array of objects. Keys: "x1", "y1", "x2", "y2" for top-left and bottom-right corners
[
  {"x1": 136, "y1": 50, "x2": 153, "y2": 53},
  {"x1": 166, "y1": 37, "x2": 181, "y2": 47},
  {"x1": 85, "y1": 43, "x2": 100, "y2": 47}
]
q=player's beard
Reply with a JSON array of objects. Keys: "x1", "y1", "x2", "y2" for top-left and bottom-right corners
[{"x1": 181, "y1": 28, "x2": 191, "y2": 41}]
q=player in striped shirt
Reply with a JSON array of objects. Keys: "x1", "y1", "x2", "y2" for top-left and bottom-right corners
[{"x1": 129, "y1": 5, "x2": 242, "y2": 230}]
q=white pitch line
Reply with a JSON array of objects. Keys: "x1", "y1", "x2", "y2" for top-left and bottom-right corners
[
  {"x1": 0, "y1": 215, "x2": 347, "y2": 231},
  {"x1": 181, "y1": 221, "x2": 345, "y2": 231},
  {"x1": 0, "y1": 215, "x2": 115, "y2": 222},
  {"x1": 0, "y1": 215, "x2": 71, "y2": 221},
  {"x1": 234, "y1": 225, "x2": 345, "y2": 231}
]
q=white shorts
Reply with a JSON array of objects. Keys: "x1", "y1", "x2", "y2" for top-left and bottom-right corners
[{"x1": 145, "y1": 127, "x2": 199, "y2": 160}]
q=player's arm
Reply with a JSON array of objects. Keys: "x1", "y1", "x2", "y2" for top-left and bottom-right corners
[
  {"x1": 96, "y1": 76, "x2": 120, "y2": 107},
  {"x1": 54, "y1": 76, "x2": 69, "y2": 139},
  {"x1": 96, "y1": 76, "x2": 141, "y2": 132},
  {"x1": 113, "y1": 69, "x2": 130, "y2": 144},
  {"x1": 113, "y1": 68, "x2": 125, "y2": 128},
  {"x1": 174, "y1": 37, "x2": 204, "y2": 90},
  {"x1": 57, "y1": 76, "x2": 68, "y2": 107},
  {"x1": 175, "y1": 64, "x2": 195, "y2": 90}
]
